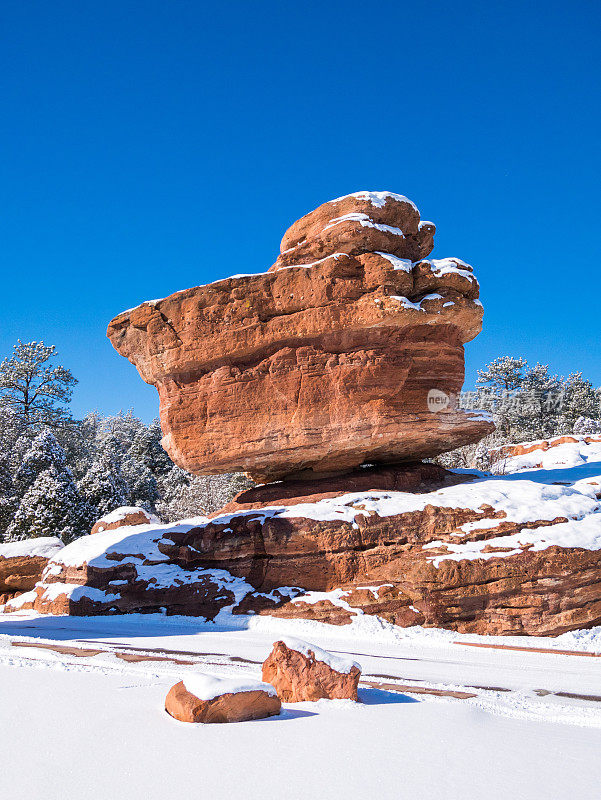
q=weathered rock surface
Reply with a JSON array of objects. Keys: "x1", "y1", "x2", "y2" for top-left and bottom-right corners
[
  {"x1": 215, "y1": 462, "x2": 470, "y2": 514},
  {"x1": 262, "y1": 638, "x2": 361, "y2": 702},
  {"x1": 91, "y1": 506, "x2": 159, "y2": 534},
  {"x1": 4, "y1": 518, "x2": 301, "y2": 617},
  {"x1": 165, "y1": 676, "x2": 281, "y2": 723},
  {"x1": 0, "y1": 538, "x2": 64, "y2": 606},
  {"x1": 9, "y1": 454, "x2": 601, "y2": 637},
  {"x1": 107, "y1": 190, "x2": 492, "y2": 482},
  {"x1": 271, "y1": 191, "x2": 435, "y2": 269}
]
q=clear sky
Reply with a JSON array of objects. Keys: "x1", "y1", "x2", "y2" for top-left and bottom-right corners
[{"x1": 1, "y1": 0, "x2": 600, "y2": 422}]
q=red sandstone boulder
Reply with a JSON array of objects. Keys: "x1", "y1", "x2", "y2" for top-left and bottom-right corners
[
  {"x1": 107, "y1": 190, "x2": 492, "y2": 482},
  {"x1": 165, "y1": 675, "x2": 281, "y2": 723},
  {"x1": 262, "y1": 637, "x2": 361, "y2": 702},
  {"x1": 91, "y1": 506, "x2": 159, "y2": 534},
  {"x1": 271, "y1": 191, "x2": 434, "y2": 269}
]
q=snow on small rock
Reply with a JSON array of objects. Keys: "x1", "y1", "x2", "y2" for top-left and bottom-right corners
[
  {"x1": 278, "y1": 636, "x2": 360, "y2": 674},
  {"x1": 183, "y1": 673, "x2": 277, "y2": 702},
  {"x1": 166, "y1": 675, "x2": 282, "y2": 723},
  {"x1": 91, "y1": 506, "x2": 160, "y2": 534},
  {"x1": 262, "y1": 638, "x2": 362, "y2": 702}
]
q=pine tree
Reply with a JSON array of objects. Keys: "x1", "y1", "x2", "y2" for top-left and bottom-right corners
[
  {"x1": 78, "y1": 455, "x2": 129, "y2": 518},
  {"x1": 0, "y1": 341, "x2": 77, "y2": 428},
  {"x1": 14, "y1": 428, "x2": 68, "y2": 493},
  {"x1": 0, "y1": 407, "x2": 26, "y2": 454},
  {"x1": 122, "y1": 458, "x2": 159, "y2": 512},
  {"x1": 574, "y1": 416, "x2": 601, "y2": 434},
  {"x1": 6, "y1": 465, "x2": 89, "y2": 542},
  {"x1": 518, "y1": 363, "x2": 563, "y2": 440},
  {"x1": 477, "y1": 356, "x2": 528, "y2": 391},
  {"x1": 156, "y1": 471, "x2": 253, "y2": 522},
  {"x1": 0, "y1": 456, "x2": 18, "y2": 540},
  {"x1": 556, "y1": 373, "x2": 600, "y2": 433},
  {"x1": 100, "y1": 410, "x2": 143, "y2": 450},
  {"x1": 130, "y1": 419, "x2": 172, "y2": 474}
]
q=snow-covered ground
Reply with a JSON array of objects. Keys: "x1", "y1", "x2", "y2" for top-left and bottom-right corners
[
  {"x1": 3, "y1": 437, "x2": 601, "y2": 798},
  {"x1": 1, "y1": 609, "x2": 601, "y2": 799}
]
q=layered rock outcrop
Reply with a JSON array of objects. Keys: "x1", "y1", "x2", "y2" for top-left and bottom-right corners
[
  {"x1": 107, "y1": 191, "x2": 492, "y2": 482},
  {"x1": 0, "y1": 538, "x2": 63, "y2": 606},
  {"x1": 9, "y1": 452, "x2": 601, "y2": 636},
  {"x1": 10, "y1": 191, "x2": 600, "y2": 639}
]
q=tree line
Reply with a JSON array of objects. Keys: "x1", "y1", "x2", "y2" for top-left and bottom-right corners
[
  {"x1": 437, "y1": 356, "x2": 601, "y2": 468},
  {"x1": 0, "y1": 341, "x2": 249, "y2": 542}
]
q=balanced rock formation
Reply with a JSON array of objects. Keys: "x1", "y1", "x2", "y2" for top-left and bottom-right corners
[
  {"x1": 165, "y1": 674, "x2": 281, "y2": 723},
  {"x1": 262, "y1": 638, "x2": 361, "y2": 702},
  {"x1": 91, "y1": 506, "x2": 159, "y2": 534},
  {"x1": 107, "y1": 190, "x2": 492, "y2": 482},
  {"x1": 0, "y1": 537, "x2": 63, "y2": 606}
]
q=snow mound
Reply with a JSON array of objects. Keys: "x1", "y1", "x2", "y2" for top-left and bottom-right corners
[
  {"x1": 0, "y1": 537, "x2": 64, "y2": 559},
  {"x1": 493, "y1": 437, "x2": 601, "y2": 475}
]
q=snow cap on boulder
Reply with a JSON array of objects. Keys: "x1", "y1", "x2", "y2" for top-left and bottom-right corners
[
  {"x1": 165, "y1": 673, "x2": 281, "y2": 723},
  {"x1": 91, "y1": 506, "x2": 159, "y2": 534}
]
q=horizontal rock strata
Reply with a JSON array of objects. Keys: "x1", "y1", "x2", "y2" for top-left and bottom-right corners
[
  {"x1": 107, "y1": 191, "x2": 492, "y2": 481},
  {"x1": 0, "y1": 538, "x2": 64, "y2": 606},
  {"x1": 9, "y1": 460, "x2": 601, "y2": 637}
]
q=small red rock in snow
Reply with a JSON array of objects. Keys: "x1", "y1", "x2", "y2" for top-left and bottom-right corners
[
  {"x1": 91, "y1": 506, "x2": 159, "y2": 534},
  {"x1": 165, "y1": 674, "x2": 281, "y2": 723},
  {"x1": 262, "y1": 637, "x2": 361, "y2": 702}
]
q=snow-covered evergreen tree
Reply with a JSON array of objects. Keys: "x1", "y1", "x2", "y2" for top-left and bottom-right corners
[
  {"x1": 518, "y1": 363, "x2": 563, "y2": 440},
  {"x1": 0, "y1": 340, "x2": 77, "y2": 428},
  {"x1": 0, "y1": 456, "x2": 18, "y2": 540},
  {"x1": 78, "y1": 455, "x2": 129, "y2": 519},
  {"x1": 126, "y1": 420, "x2": 172, "y2": 476},
  {"x1": 477, "y1": 356, "x2": 528, "y2": 391},
  {"x1": 0, "y1": 407, "x2": 26, "y2": 454},
  {"x1": 101, "y1": 410, "x2": 143, "y2": 451},
  {"x1": 156, "y1": 472, "x2": 253, "y2": 521},
  {"x1": 556, "y1": 373, "x2": 600, "y2": 433},
  {"x1": 14, "y1": 428, "x2": 68, "y2": 493},
  {"x1": 574, "y1": 416, "x2": 601, "y2": 434},
  {"x1": 6, "y1": 465, "x2": 89, "y2": 542},
  {"x1": 121, "y1": 458, "x2": 159, "y2": 512}
]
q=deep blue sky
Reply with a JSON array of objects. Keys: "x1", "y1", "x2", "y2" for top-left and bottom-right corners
[{"x1": 2, "y1": 0, "x2": 600, "y2": 421}]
